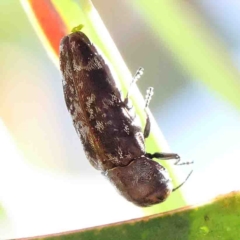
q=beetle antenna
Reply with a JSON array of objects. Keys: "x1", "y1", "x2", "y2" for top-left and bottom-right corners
[
  {"x1": 172, "y1": 170, "x2": 193, "y2": 192},
  {"x1": 125, "y1": 67, "x2": 144, "y2": 102},
  {"x1": 144, "y1": 87, "x2": 154, "y2": 109}
]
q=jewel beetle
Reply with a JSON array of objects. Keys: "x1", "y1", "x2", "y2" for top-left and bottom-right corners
[{"x1": 59, "y1": 27, "x2": 192, "y2": 207}]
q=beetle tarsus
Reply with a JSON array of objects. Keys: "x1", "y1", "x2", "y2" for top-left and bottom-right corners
[{"x1": 174, "y1": 158, "x2": 194, "y2": 166}]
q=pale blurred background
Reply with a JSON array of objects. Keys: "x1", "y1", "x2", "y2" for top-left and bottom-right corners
[{"x1": 1, "y1": 0, "x2": 240, "y2": 238}]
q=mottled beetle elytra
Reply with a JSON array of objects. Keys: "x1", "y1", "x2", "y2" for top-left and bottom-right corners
[{"x1": 60, "y1": 27, "x2": 192, "y2": 207}]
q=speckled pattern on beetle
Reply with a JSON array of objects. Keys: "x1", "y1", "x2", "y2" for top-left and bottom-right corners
[{"x1": 59, "y1": 30, "x2": 192, "y2": 207}]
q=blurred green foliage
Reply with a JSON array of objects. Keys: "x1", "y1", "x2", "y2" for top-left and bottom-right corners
[{"x1": 134, "y1": 0, "x2": 240, "y2": 110}]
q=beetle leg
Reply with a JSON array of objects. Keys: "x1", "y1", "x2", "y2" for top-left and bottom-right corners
[
  {"x1": 124, "y1": 67, "x2": 144, "y2": 104},
  {"x1": 144, "y1": 113, "x2": 151, "y2": 138},
  {"x1": 146, "y1": 153, "x2": 193, "y2": 191},
  {"x1": 146, "y1": 152, "x2": 193, "y2": 165},
  {"x1": 143, "y1": 87, "x2": 154, "y2": 138}
]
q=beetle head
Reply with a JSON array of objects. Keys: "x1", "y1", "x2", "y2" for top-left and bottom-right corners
[{"x1": 106, "y1": 157, "x2": 172, "y2": 207}]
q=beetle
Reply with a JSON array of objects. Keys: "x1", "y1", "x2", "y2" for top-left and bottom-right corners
[{"x1": 59, "y1": 28, "x2": 192, "y2": 207}]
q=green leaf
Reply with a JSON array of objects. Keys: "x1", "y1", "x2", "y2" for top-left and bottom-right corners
[{"x1": 23, "y1": 191, "x2": 240, "y2": 240}]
